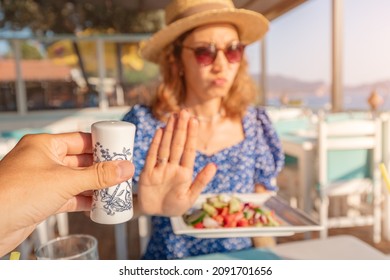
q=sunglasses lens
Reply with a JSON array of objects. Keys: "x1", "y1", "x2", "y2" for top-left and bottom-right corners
[
  {"x1": 225, "y1": 44, "x2": 244, "y2": 63},
  {"x1": 188, "y1": 43, "x2": 244, "y2": 66},
  {"x1": 194, "y1": 47, "x2": 215, "y2": 66}
]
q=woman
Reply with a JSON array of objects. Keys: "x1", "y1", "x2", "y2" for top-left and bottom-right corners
[{"x1": 123, "y1": 0, "x2": 284, "y2": 259}]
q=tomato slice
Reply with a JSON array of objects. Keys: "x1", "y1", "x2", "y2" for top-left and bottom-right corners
[
  {"x1": 193, "y1": 222, "x2": 204, "y2": 229},
  {"x1": 237, "y1": 218, "x2": 249, "y2": 227}
]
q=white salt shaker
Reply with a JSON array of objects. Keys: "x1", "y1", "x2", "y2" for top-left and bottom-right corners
[{"x1": 90, "y1": 121, "x2": 136, "y2": 224}]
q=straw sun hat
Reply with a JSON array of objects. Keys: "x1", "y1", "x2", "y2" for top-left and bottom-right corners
[{"x1": 140, "y1": 0, "x2": 269, "y2": 63}]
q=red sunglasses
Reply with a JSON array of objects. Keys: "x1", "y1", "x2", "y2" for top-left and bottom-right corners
[{"x1": 182, "y1": 42, "x2": 246, "y2": 66}]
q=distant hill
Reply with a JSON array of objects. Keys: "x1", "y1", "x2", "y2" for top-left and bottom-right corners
[
  {"x1": 251, "y1": 74, "x2": 328, "y2": 98},
  {"x1": 344, "y1": 79, "x2": 390, "y2": 94}
]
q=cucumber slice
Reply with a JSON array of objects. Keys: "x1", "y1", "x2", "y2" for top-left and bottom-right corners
[
  {"x1": 254, "y1": 207, "x2": 265, "y2": 214},
  {"x1": 202, "y1": 202, "x2": 218, "y2": 216},
  {"x1": 211, "y1": 200, "x2": 228, "y2": 209},
  {"x1": 229, "y1": 196, "x2": 242, "y2": 213},
  {"x1": 183, "y1": 209, "x2": 206, "y2": 225}
]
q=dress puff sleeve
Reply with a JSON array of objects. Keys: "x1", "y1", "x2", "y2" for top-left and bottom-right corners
[{"x1": 253, "y1": 107, "x2": 285, "y2": 191}]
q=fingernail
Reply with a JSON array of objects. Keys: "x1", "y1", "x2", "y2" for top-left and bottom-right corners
[
  {"x1": 117, "y1": 161, "x2": 134, "y2": 179},
  {"x1": 168, "y1": 113, "x2": 177, "y2": 122},
  {"x1": 191, "y1": 116, "x2": 199, "y2": 124}
]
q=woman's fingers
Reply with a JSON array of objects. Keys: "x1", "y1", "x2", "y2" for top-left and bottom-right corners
[
  {"x1": 145, "y1": 109, "x2": 196, "y2": 169},
  {"x1": 169, "y1": 110, "x2": 191, "y2": 164},
  {"x1": 144, "y1": 128, "x2": 163, "y2": 171},
  {"x1": 157, "y1": 114, "x2": 176, "y2": 165},
  {"x1": 189, "y1": 163, "x2": 217, "y2": 201},
  {"x1": 181, "y1": 116, "x2": 199, "y2": 169}
]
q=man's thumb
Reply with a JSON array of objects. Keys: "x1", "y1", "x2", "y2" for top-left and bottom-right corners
[{"x1": 84, "y1": 160, "x2": 134, "y2": 190}]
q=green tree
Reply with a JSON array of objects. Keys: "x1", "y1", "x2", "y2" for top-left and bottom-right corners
[
  {"x1": 0, "y1": 0, "x2": 164, "y2": 34},
  {"x1": 21, "y1": 42, "x2": 43, "y2": 59},
  {"x1": 4, "y1": 42, "x2": 43, "y2": 59}
]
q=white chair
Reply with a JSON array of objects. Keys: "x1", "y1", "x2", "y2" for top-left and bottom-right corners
[
  {"x1": 380, "y1": 113, "x2": 390, "y2": 241},
  {"x1": 266, "y1": 106, "x2": 305, "y2": 123},
  {"x1": 316, "y1": 117, "x2": 382, "y2": 243}
]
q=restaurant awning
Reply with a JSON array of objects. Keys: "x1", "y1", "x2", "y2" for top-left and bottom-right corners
[{"x1": 116, "y1": 0, "x2": 308, "y2": 21}]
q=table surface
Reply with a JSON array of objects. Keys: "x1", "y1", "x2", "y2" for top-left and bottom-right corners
[
  {"x1": 272, "y1": 235, "x2": 388, "y2": 260},
  {"x1": 185, "y1": 235, "x2": 388, "y2": 260}
]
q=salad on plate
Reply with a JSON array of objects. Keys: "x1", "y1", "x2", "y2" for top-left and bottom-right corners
[{"x1": 183, "y1": 194, "x2": 281, "y2": 229}]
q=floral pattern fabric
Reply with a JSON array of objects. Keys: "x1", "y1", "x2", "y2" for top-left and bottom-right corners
[{"x1": 122, "y1": 104, "x2": 284, "y2": 259}]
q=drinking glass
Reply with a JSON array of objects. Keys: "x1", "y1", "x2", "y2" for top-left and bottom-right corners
[{"x1": 35, "y1": 234, "x2": 99, "y2": 260}]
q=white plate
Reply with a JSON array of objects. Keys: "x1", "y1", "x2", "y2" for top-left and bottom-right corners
[{"x1": 170, "y1": 193, "x2": 322, "y2": 238}]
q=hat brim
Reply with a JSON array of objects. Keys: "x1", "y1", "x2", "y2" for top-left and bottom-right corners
[{"x1": 140, "y1": 8, "x2": 269, "y2": 63}]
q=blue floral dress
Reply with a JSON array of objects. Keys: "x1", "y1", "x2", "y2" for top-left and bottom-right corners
[{"x1": 122, "y1": 104, "x2": 284, "y2": 259}]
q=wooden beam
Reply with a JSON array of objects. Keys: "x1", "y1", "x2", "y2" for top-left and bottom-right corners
[{"x1": 241, "y1": 0, "x2": 308, "y2": 21}]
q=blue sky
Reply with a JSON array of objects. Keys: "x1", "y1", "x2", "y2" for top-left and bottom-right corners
[{"x1": 246, "y1": 0, "x2": 390, "y2": 86}]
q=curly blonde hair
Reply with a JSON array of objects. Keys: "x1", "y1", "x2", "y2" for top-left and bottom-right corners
[{"x1": 151, "y1": 33, "x2": 258, "y2": 121}]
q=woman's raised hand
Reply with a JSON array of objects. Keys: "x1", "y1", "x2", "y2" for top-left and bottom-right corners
[{"x1": 137, "y1": 109, "x2": 217, "y2": 216}]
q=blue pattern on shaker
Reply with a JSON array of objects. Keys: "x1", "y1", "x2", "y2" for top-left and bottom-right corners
[{"x1": 92, "y1": 142, "x2": 133, "y2": 215}]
